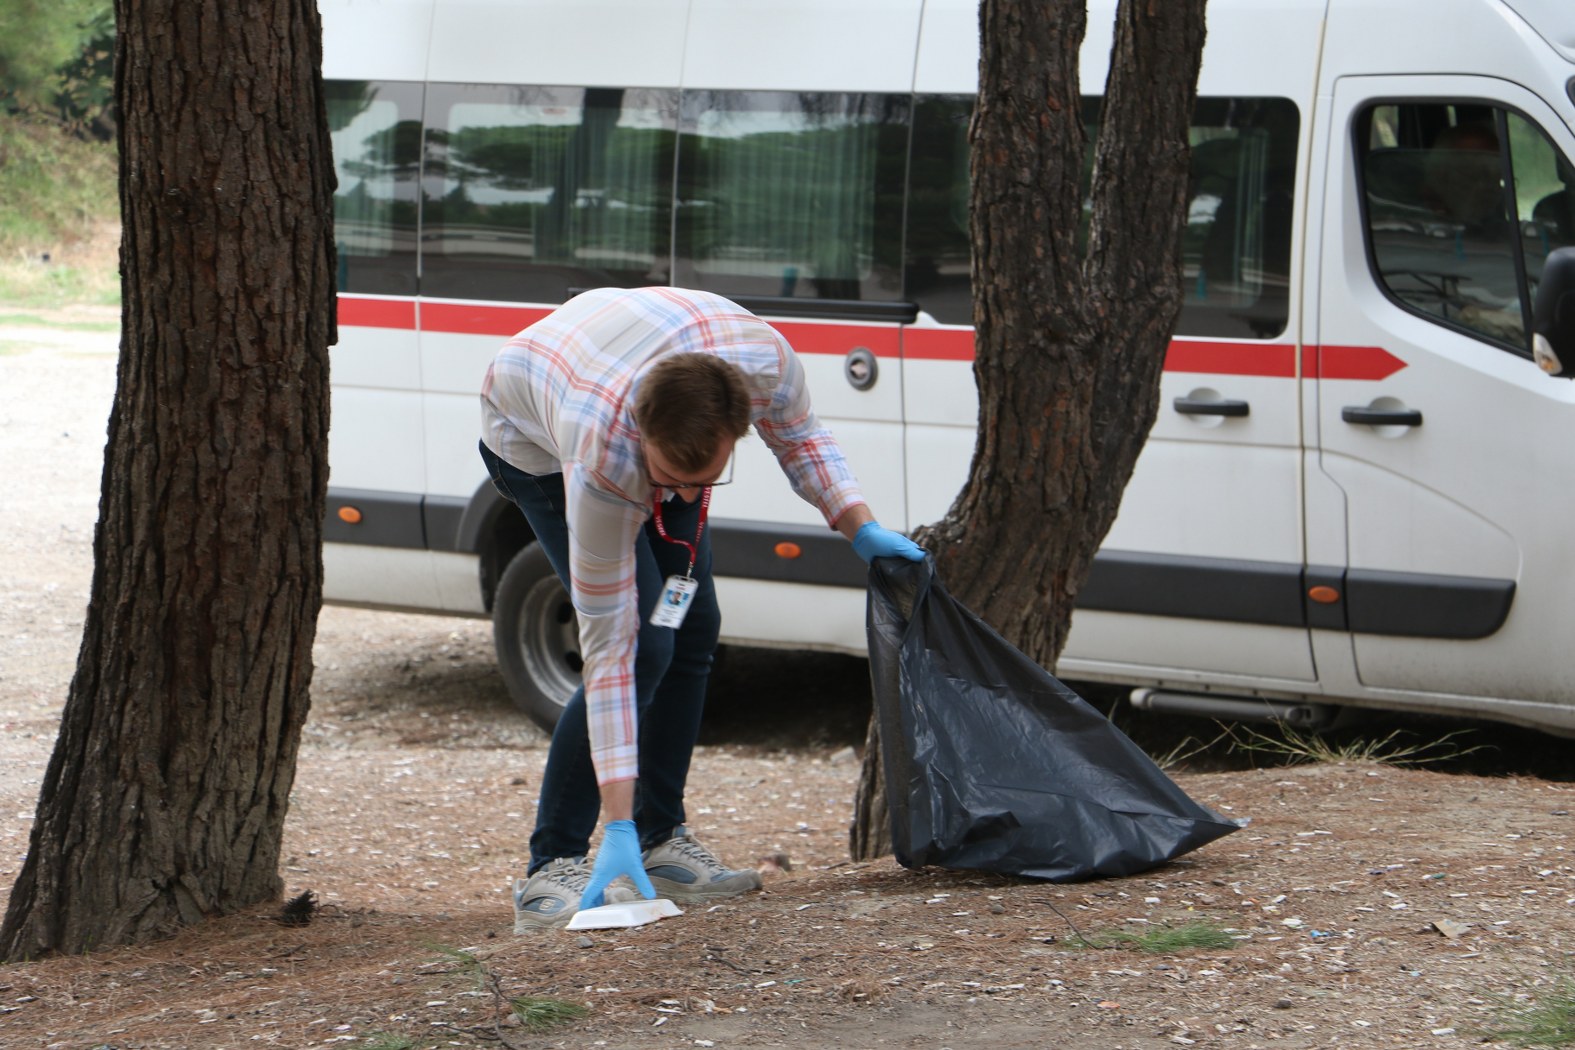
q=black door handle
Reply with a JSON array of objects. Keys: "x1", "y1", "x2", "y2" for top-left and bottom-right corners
[
  {"x1": 1173, "y1": 397, "x2": 1250, "y2": 417},
  {"x1": 1341, "y1": 405, "x2": 1423, "y2": 427}
]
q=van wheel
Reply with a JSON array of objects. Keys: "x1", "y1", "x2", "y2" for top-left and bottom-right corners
[{"x1": 493, "y1": 544, "x2": 580, "y2": 733}]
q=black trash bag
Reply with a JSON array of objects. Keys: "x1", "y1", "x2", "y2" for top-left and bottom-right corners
[{"x1": 868, "y1": 556, "x2": 1243, "y2": 881}]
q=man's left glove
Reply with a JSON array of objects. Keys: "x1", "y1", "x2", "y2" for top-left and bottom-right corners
[
  {"x1": 580, "y1": 819, "x2": 657, "y2": 909},
  {"x1": 853, "y1": 521, "x2": 926, "y2": 564}
]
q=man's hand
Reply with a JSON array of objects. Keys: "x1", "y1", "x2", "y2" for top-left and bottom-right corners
[
  {"x1": 853, "y1": 521, "x2": 926, "y2": 564},
  {"x1": 580, "y1": 820, "x2": 656, "y2": 908}
]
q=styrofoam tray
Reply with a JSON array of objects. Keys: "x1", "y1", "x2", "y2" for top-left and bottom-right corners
[{"x1": 566, "y1": 898, "x2": 682, "y2": 930}]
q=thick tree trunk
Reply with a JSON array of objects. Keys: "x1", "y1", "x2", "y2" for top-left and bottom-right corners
[
  {"x1": 851, "y1": 0, "x2": 1205, "y2": 861},
  {"x1": 1, "y1": 0, "x2": 336, "y2": 959}
]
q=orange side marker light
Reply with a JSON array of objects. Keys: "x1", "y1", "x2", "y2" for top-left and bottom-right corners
[
  {"x1": 774, "y1": 542, "x2": 802, "y2": 559},
  {"x1": 337, "y1": 506, "x2": 363, "y2": 525},
  {"x1": 1307, "y1": 585, "x2": 1340, "y2": 604}
]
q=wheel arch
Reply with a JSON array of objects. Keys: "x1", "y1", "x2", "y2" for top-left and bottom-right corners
[{"x1": 454, "y1": 480, "x2": 533, "y2": 613}]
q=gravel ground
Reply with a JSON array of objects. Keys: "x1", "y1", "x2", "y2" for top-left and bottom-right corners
[{"x1": 2, "y1": 320, "x2": 1575, "y2": 1050}]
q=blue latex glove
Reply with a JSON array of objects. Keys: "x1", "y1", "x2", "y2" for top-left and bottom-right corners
[
  {"x1": 853, "y1": 521, "x2": 926, "y2": 564},
  {"x1": 580, "y1": 819, "x2": 657, "y2": 909}
]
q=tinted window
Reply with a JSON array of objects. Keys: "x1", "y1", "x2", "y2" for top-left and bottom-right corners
[
  {"x1": 421, "y1": 85, "x2": 677, "y2": 303},
  {"x1": 905, "y1": 95, "x2": 1299, "y2": 337},
  {"x1": 326, "y1": 80, "x2": 422, "y2": 296},
  {"x1": 905, "y1": 96, "x2": 973, "y2": 325},
  {"x1": 674, "y1": 91, "x2": 908, "y2": 303},
  {"x1": 1360, "y1": 103, "x2": 1574, "y2": 353},
  {"x1": 1174, "y1": 98, "x2": 1299, "y2": 339}
]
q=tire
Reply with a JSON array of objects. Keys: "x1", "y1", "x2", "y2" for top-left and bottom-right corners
[{"x1": 493, "y1": 543, "x2": 581, "y2": 733}]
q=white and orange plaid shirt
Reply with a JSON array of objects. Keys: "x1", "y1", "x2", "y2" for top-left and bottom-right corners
[{"x1": 481, "y1": 287, "x2": 866, "y2": 785}]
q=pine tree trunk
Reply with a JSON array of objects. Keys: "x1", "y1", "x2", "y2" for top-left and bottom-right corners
[
  {"x1": 0, "y1": 0, "x2": 336, "y2": 959},
  {"x1": 850, "y1": 0, "x2": 1206, "y2": 861}
]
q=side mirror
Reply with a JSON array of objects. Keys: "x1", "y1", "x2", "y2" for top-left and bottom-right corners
[{"x1": 1532, "y1": 246, "x2": 1575, "y2": 377}]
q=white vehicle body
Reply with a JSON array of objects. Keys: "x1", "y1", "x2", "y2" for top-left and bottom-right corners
[{"x1": 318, "y1": 0, "x2": 1575, "y2": 736}]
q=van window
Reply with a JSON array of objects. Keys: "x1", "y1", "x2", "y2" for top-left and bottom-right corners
[
  {"x1": 905, "y1": 96, "x2": 974, "y2": 325},
  {"x1": 327, "y1": 80, "x2": 422, "y2": 296},
  {"x1": 421, "y1": 85, "x2": 677, "y2": 303},
  {"x1": 1359, "y1": 103, "x2": 1575, "y2": 354},
  {"x1": 905, "y1": 95, "x2": 1299, "y2": 337},
  {"x1": 674, "y1": 91, "x2": 908, "y2": 303},
  {"x1": 1175, "y1": 97, "x2": 1299, "y2": 339}
]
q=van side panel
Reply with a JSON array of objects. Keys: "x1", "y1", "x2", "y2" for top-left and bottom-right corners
[
  {"x1": 684, "y1": 1, "x2": 923, "y2": 92},
  {"x1": 426, "y1": 1, "x2": 689, "y2": 87},
  {"x1": 319, "y1": 0, "x2": 435, "y2": 80}
]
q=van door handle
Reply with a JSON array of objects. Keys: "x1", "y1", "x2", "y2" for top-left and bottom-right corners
[
  {"x1": 1173, "y1": 397, "x2": 1250, "y2": 417},
  {"x1": 1341, "y1": 405, "x2": 1423, "y2": 427}
]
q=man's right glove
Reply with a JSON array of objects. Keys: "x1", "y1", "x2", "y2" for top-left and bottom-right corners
[
  {"x1": 853, "y1": 521, "x2": 926, "y2": 564},
  {"x1": 580, "y1": 819, "x2": 657, "y2": 909}
]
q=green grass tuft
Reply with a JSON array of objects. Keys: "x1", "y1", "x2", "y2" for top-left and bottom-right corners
[
  {"x1": 511, "y1": 994, "x2": 591, "y2": 1030},
  {"x1": 1226, "y1": 724, "x2": 1483, "y2": 767},
  {"x1": 356, "y1": 1035, "x2": 415, "y2": 1050},
  {"x1": 1483, "y1": 979, "x2": 1575, "y2": 1048},
  {"x1": 1070, "y1": 920, "x2": 1239, "y2": 954}
]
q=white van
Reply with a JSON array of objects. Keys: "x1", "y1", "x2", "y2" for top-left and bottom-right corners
[{"x1": 317, "y1": 0, "x2": 1575, "y2": 738}]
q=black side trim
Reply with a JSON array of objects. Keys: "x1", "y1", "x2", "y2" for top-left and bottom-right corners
[
  {"x1": 324, "y1": 489, "x2": 1518, "y2": 640},
  {"x1": 1077, "y1": 550, "x2": 1307, "y2": 627},
  {"x1": 1345, "y1": 568, "x2": 1515, "y2": 639},
  {"x1": 710, "y1": 519, "x2": 867, "y2": 588},
  {"x1": 424, "y1": 495, "x2": 471, "y2": 552},
  {"x1": 324, "y1": 489, "x2": 426, "y2": 549}
]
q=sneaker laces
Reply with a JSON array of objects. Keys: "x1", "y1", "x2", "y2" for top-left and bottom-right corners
[
  {"x1": 661, "y1": 835, "x2": 731, "y2": 876},
  {"x1": 533, "y1": 856, "x2": 591, "y2": 893}
]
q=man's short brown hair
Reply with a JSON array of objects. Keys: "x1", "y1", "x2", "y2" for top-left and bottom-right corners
[{"x1": 634, "y1": 354, "x2": 752, "y2": 473}]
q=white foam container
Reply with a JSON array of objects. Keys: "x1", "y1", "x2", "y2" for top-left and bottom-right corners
[{"x1": 566, "y1": 898, "x2": 683, "y2": 930}]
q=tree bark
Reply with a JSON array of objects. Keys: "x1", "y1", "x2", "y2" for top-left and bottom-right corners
[
  {"x1": 851, "y1": 0, "x2": 1205, "y2": 860},
  {"x1": 1, "y1": 0, "x2": 336, "y2": 959}
]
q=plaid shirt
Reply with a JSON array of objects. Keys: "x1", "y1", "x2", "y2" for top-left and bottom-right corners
[{"x1": 481, "y1": 287, "x2": 866, "y2": 785}]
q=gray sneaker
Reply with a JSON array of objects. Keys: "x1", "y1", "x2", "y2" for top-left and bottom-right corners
[
  {"x1": 511, "y1": 857, "x2": 634, "y2": 932},
  {"x1": 642, "y1": 828, "x2": 763, "y2": 901}
]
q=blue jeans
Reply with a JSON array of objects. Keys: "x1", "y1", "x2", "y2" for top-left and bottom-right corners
[{"x1": 479, "y1": 441, "x2": 722, "y2": 872}]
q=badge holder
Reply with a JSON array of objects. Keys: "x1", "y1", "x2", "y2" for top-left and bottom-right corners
[
  {"x1": 650, "y1": 574, "x2": 698, "y2": 628},
  {"x1": 649, "y1": 486, "x2": 711, "y2": 630}
]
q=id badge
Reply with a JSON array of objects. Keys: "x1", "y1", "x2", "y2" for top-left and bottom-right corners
[{"x1": 649, "y1": 575, "x2": 699, "y2": 628}]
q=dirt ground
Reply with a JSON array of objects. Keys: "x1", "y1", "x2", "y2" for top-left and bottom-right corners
[{"x1": 2, "y1": 323, "x2": 1574, "y2": 1050}]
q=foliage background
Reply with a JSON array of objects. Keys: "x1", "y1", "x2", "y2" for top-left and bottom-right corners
[{"x1": 0, "y1": 1, "x2": 118, "y2": 306}]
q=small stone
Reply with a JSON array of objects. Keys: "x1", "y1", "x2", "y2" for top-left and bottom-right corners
[
  {"x1": 1274, "y1": 999, "x2": 1294, "y2": 1010},
  {"x1": 577, "y1": 936, "x2": 595, "y2": 949}
]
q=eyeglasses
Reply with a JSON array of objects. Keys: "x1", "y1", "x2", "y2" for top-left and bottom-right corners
[{"x1": 645, "y1": 450, "x2": 735, "y2": 489}]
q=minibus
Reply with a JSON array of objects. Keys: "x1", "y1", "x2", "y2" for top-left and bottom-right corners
[{"x1": 317, "y1": 0, "x2": 1575, "y2": 738}]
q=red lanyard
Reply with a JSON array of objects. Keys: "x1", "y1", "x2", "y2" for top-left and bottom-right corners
[{"x1": 651, "y1": 486, "x2": 711, "y2": 577}]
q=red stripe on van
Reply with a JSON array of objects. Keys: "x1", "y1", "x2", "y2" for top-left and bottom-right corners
[
  {"x1": 903, "y1": 328, "x2": 975, "y2": 361},
  {"x1": 1303, "y1": 343, "x2": 1408, "y2": 381},
  {"x1": 1165, "y1": 340, "x2": 1297, "y2": 376},
  {"x1": 421, "y1": 301, "x2": 552, "y2": 337},
  {"x1": 338, "y1": 296, "x2": 416, "y2": 330},
  {"x1": 339, "y1": 296, "x2": 1406, "y2": 380}
]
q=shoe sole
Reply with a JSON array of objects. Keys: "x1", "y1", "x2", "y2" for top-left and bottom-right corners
[
  {"x1": 514, "y1": 913, "x2": 572, "y2": 933},
  {"x1": 646, "y1": 871, "x2": 763, "y2": 902}
]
